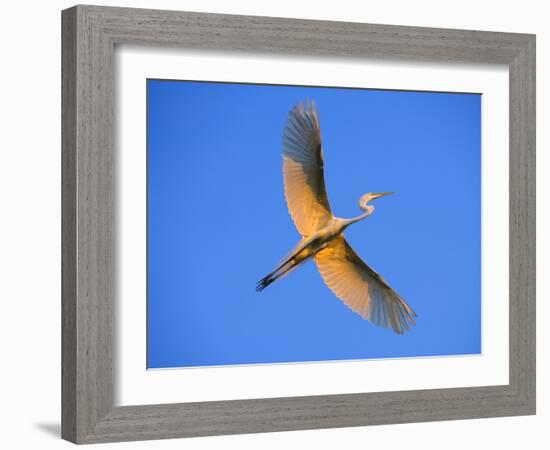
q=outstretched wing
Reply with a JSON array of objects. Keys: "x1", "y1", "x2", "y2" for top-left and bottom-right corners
[
  {"x1": 282, "y1": 100, "x2": 333, "y2": 237},
  {"x1": 315, "y1": 236, "x2": 417, "y2": 334}
]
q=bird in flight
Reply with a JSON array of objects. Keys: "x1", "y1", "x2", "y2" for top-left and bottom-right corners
[{"x1": 256, "y1": 99, "x2": 416, "y2": 334}]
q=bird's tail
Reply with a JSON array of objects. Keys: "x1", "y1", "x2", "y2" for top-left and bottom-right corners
[{"x1": 256, "y1": 258, "x2": 299, "y2": 292}]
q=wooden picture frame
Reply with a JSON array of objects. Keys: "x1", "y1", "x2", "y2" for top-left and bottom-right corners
[{"x1": 61, "y1": 4, "x2": 536, "y2": 444}]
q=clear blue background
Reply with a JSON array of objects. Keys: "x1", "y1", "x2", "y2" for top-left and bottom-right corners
[{"x1": 147, "y1": 79, "x2": 481, "y2": 369}]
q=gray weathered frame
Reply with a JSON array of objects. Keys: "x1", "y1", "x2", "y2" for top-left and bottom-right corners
[{"x1": 62, "y1": 4, "x2": 536, "y2": 444}]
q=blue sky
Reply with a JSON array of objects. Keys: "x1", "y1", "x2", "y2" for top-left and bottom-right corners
[{"x1": 147, "y1": 79, "x2": 481, "y2": 369}]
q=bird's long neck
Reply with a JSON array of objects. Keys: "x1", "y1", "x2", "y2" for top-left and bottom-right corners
[{"x1": 343, "y1": 206, "x2": 373, "y2": 227}]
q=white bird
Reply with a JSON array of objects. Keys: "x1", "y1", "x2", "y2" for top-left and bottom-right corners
[{"x1": 257, "y1": 100, "x2": 417, "y2": 334}]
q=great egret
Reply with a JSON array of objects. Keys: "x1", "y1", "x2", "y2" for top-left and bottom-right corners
[{"x1": 256, "y1": 100, "x2": 417, "y2": 334}]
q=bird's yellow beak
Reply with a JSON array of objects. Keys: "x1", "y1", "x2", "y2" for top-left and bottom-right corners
[{"x1": 372, "y1": 192, "x2": 395, "y2": 200}]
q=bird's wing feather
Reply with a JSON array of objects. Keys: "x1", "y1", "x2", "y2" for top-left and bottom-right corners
[
  {"x1": 283, "y1": 100, "x2": 333, "y2": 237},
  {"x1": 315, "y1": 235, "x2": 417, "y2": 334}
]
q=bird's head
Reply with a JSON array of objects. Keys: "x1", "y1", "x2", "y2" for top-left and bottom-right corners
[{"x1": 359, "y1": 192, "x2": 394, "y2": 211}]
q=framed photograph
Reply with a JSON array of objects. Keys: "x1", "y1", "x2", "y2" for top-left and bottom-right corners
[{"x1": 62, "y1": 5, "x2": 536, "y2": 444}]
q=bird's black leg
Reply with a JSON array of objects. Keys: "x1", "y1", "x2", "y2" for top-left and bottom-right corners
[{"x1": 256, "y1": 259, "x2": 298, "y2": 292}]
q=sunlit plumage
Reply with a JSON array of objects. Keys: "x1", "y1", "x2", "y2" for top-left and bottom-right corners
[{"x1": 256, "y1": 99, "x2": 417, "y2": 334}]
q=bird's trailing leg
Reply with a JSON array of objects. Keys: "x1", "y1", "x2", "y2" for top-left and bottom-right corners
[
  {"x1": 256, "y1": 235, "x2": 327, "y2": 292},
  {"x1": 256, "y1": 258, "x2": 299, "y2": 292}
]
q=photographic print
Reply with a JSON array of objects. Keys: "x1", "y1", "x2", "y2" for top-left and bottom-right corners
[{"x1": 147, "y1": 79, "x2": 481, "y2": 369}]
